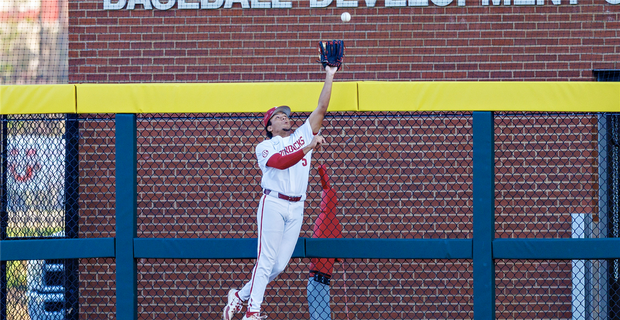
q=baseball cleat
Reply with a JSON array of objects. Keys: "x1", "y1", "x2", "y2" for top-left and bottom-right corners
[
  {"x1": 223, "y1": 289, "x2": 243, "y2": 320},
  {"x1": 241, "y1": 312, "x2": 267, "y2": 320}
]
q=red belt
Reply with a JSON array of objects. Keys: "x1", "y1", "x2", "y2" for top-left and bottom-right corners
[{"x1": 264, "y1": 189, "x2": 302, "y2": 202}]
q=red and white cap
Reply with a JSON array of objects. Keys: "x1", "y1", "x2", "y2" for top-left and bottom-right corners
[{"x1": 263, "y1": 105, "x2": 291, "y2": 127}]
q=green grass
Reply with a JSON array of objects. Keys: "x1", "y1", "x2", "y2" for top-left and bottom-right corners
[
  {"x1": 6, "y1": 261, "x2": 27, "y2": 289},
  {"x1": 7, "y1": 226, "x2": 63, "y2": 238}
]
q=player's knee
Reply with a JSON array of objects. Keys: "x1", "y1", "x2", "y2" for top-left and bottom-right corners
[
  {"x1": 255, "y1": 261, "x2": 276, "y2": 277},
  {"x1": 272, "y1": 261, "x2": 289, "y2": 276}
]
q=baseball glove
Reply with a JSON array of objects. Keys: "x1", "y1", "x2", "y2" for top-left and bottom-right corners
[{"x1": 318, "y1": 40, "x2": 345, "y2": 70}]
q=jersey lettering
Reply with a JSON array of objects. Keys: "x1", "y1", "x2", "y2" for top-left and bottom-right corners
[
  {"x1": 279, "y1": 136, "x2": 305, "y2": 156},
  {"x1": 257, "y1": 120, "x2": 313, "y2": 197}
]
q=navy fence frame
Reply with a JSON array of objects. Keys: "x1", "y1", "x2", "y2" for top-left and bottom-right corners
[{"x1": 1, "y1": 111, "x2": 620, "y2": 320}]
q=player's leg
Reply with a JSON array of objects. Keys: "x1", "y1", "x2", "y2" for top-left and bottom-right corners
[
  {"x1": 238, "y1": 196, "x2": 287, "y2": 313},
  {"x1": 224, "y1": 196, "x2": 276, "y2": 320},
  {"x1": 268, "y1": 200, "x2": 304, "y2": 281}
]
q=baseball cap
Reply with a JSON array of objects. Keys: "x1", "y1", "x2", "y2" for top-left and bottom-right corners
[{"x1": 263, "y1": 105, "x2": 291, "y2": 127}]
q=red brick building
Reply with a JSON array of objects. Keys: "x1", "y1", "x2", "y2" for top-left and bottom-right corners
[
  {"x1": 67, "y1": 0, "x2": 619, "y2": 319},
  {"x1": 69, "y1": 0, "x2": 620, "y2": 83}
]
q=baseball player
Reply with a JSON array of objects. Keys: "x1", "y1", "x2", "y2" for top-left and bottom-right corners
[{"x1": 223, "y1": 65, "x2": 339, "y2": 320}]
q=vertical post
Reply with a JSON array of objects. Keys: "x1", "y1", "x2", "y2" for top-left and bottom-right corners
[
  {"x1": 64, "y1": 114, "x2": 80, "y2": 320},
  {"x1": 473, "y1": 111, "x2": 495, "y2": 320},
  {"x1": 593, "y1": 70, "x2": 620, "y2": 320},
  {"x1": 1, "y1": 115, "x2": 7, "y2": 320},
  {"x1": 115, "y1": 114, "x2": 137, "y2": 320},
  {"x1": 595, "y1": 113, "x2": 609, "y2": 319},
  {"x1": 608, "y1": 114, "x2": 620, "y2": 319}
]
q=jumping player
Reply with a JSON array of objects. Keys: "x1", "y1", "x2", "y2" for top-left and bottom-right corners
[{"x1": 223, "y1": 65, "x2": 339, "y2": 320}]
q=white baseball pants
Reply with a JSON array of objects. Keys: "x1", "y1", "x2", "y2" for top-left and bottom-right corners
[{"x1": 237, "y1": 194, "x2": 304, "y2": 313}]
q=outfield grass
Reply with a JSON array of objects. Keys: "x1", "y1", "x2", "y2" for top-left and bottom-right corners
[{"x1": 6, "y1": 209, "x2": 64, "y2": 238}]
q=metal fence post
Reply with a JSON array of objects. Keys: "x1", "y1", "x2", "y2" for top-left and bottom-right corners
[
  {"x1": 116, "y1": 114, "x2": 137, "y2": 320},
  {"x1": 64, "y1": 113, "x2": 80, "y2": 320},
  {"x1": 473, "y1": 111, "x2": 496, "y2": 320},
  {"x1": 1, "y1": 115, "x2": 7, "y2": 320}
]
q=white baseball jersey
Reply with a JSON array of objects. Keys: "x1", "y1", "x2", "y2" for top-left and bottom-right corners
[
  {"x1": 238, "y1": 119, "x2": 315, "y2": 312},
  {"x1": 255, "y1": 119, "x2": 315, "y2": 199}
]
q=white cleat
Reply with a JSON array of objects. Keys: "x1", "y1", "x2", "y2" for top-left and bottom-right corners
[
  {"x1": 223, "y1": 289, "x2": 243, "y2": 320},
  {"x1": 242, "y1": 312, "x2": 267, "y2": 320}
]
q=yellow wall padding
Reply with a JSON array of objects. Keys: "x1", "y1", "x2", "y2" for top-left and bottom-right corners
[
  {"x1": 358, "y1": 81, "x2": 620, "y2": 112},
  {"x1": 75, "y1": 82, "x2": 359, "y2": 114},
  {"x1": 0, "y1": 85, "x2": 76, "y2": 115},
  {"x1": 2, "y1": 81, "x2": 620, "y2": 114}
]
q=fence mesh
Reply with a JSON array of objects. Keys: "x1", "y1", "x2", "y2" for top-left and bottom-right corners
[
  {"x1": 137, "y1": 258, "x2": 473, "y2": 320},
  {"x1": 135, "y1": 112, "x2": 474, "y2": 240},
  {"x1": 0, "y1": 0, "x2": 68, "y2": 84},
  {"x1": 3, "y1": 114, "x2": 66, "y2": 237},
  {"x1": 494, "y1": 113, "x2": 602, "y2": 239},
  {"x1": 495, "y1": 259, "x2": 620, "y2": 320},
  {"x1": 1, "y1": 115, "x2": 115, "y2": 320},
  {"x1": 1, "y1": 112, "x2": 619, "y2": 319}
]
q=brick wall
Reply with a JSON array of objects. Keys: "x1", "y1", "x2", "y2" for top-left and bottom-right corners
[
  {"x1": 68, "y1": 0, "x2": 612, "y2": 317},
  {"x1": 494, "y1": 114, "x2": 600, "y2": 238},
  {"x1": 136, "y1": 258, "x2": 474, "y2": 320},
  {"x1": 131, "y1": 113, "x2": 474, "y2": 240},
  {"x1": 69, "y1": 0, "x2": 620, "y2": 83},
  {"x1": 79, "y1": 116, "x2": 116, "y2": 239},
  {"x1": 79, "y1": 258, "x2": 117, "y2": 319}
]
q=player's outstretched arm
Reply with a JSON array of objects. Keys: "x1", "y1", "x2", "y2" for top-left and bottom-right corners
[{"x1": 308, "y1": 66, "x2": 338, "y2": 134}]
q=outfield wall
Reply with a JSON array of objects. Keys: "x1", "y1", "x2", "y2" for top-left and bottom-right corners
[
  {"x1": 2, "y1": 83, "x2": 620, "y2": 319},
  {"x1": 2, "y1": 81, "x2": 619, "y2": 114}
]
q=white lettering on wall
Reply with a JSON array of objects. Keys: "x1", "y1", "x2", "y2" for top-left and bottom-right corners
[
  {"x1": 272, "y1": 0, "x2": 292, "y2": 8},
  {"x1": 482, "y1": 0, "x2": 499, "y2": 5},
  {"x1": 153, "y1": 0, "x2": 176, "y2": 9},
  {"x1": 104, "y1": 0, "x2": 127, "y2": 9},
  {"x1": 178, "y1": 0, "x2": 199, "y2": 8},
  {"x1": 127, "y1": 0, "x2": 153, "y2": 9},
  {"x1": 102, "y1": 0, "x2": 604, "y2": 10},
  {"x1": 337, "y1": 0, "x2": 359, "y2": 7},
  {"x1": 310, "y1": 0, "x2": 333, "y2": 7},
  {"x1": 385, "y1": 0, "x2": 406, "y2": 6},
  {"x1": 251, "y1": 0, "x2": 270, "y2": 8},
  {"x1": 201, "y1": 0, "x2": 224, "y2": 9},
  {"x1": 224, "y1": 0, "x2": 250, "y2": 8}
]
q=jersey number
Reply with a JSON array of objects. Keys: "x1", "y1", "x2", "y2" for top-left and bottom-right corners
[{"x1": 302, "y1": 158, "x2": 307, "y2": 166}]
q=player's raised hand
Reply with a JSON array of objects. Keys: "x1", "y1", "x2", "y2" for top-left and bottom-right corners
[
  {"x1": 311, "y1": 135, "x2": 326, "y2": 150},
  {"x1": 304, "y1": 135, "x2": 326, "y2": 154}
]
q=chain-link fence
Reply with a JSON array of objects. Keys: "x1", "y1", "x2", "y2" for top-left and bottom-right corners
[
  {"x1": 1, "y1": 114, "x2": 114, "y2": 320},
  {"x1": 0, "y1": 0, "x2": 68, "y2": 85},
  {"x1": 1, "y1": 112, "x2": 619, "y2": 320}
]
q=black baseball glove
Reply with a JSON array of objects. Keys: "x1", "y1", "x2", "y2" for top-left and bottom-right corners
[{"x1": 318, "y1": 40, "x2": 345, "y2": 70}]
